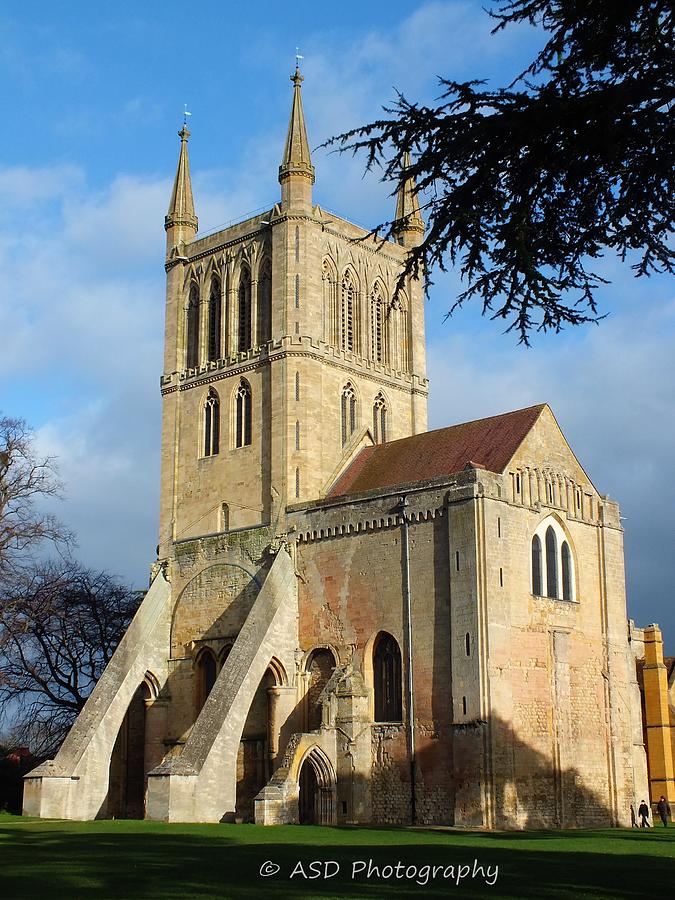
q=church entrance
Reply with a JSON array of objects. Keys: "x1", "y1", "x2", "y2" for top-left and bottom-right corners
[
  {"x1": 297, "y1": 748, "x2": 336, "y2": 825},
  {"x1": 107, "y1": 682, "x2": 150, "y2": 818},
  {"x1": 299, "y1": 758, "x2": 318, "y2": 824}
]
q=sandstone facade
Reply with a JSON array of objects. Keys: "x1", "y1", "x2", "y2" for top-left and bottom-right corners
[{"x1": 24, "y1": 68, "x2": 649, "y2": 827}]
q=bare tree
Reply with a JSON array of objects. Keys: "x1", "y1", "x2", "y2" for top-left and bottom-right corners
[
  {"x1": 0, "y1": 560, "x2": 141, "y2": 758},
  {"x1": 0, "y1": 415, "x2": 71, "y2": 577}
]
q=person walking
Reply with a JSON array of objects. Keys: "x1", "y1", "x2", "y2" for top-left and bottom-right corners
[
  {"x1": 638, "y1": 800, "x2": 651, "y2": 828},
  {"x1": 656, "y1": 796, "x2": 671, "y2": 827}
]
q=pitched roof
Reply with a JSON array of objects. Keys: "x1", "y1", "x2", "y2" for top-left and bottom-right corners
[{"x1": 328, "y1": 404, "x2": 546, "y2": 498}]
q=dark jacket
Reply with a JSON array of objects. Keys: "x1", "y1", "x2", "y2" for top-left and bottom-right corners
[
  {"x1": 657, "y1": 798, "x2": 671, "y2": 819},
  {"x1": 638, "y1": 802, "x2": 650, "y2": 818}
]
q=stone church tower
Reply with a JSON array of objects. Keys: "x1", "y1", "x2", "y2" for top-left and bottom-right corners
[
  {"x1": 24, "y1": 68, "x2": 649, "y2": 829},
  {"x1": 159, "y1": 66, "x2": 427, "y2": 550}
]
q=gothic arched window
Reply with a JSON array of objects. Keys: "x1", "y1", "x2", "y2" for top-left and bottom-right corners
[
  {"x1": 235, "y1": 378, "x2": 252, "y2": 448},
  {"x1": 545, "y1": 525, "x2": 558, "y2": 599},
  {"x1": 561, "y1": 540, "x2": 573, "y2": 602},
  {"x1": 207, "y1": 276, "x2": 221, "y2": 362},
  {"x1": 203, "y1": 389, "x2": 220, "y2": 457},
  {"x1": 340, "y1": 269, "x2": 356, "y2": 352},
  {"x1": 531, "y1": 534, "x2": 542, "y2": 595},
  {"x1": 373, "y1": 632, "x2": 402, "y2": 723},
  {"x1": 186, "y1": 282, "x2": 200, "y2": 369},
  {"x1": 322, "y1": 258, "x2": 338, "y2": 345},
  {"x1": 341, "y1": 382, "x2": 357, "y2": 447},
  {"x1": 238, "y1": 266, "x2": 252, "y2": 352},
  {"x1": 370, "y1": 282, "x2": 385, "y2": 363},
  {"x1": 196, "y1": 649, "x2": 217, "y2": 714},
  {"x1": 257, "y1": 259, "x2": 272, "y2": 345},
  {"x1": 373, "y1": 393, "x2": 387, "y2": 444}
]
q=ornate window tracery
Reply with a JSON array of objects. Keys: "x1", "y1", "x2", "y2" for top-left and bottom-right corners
[
  {"x1": 341, "y1": 382, "x2": 357, "y2": 447},
  {"x1": 203, "y1": 389, "x2": 220, "y2": 457},
  {"x1": 235, "y1": 378, "x2": 252, "y2": 448}
]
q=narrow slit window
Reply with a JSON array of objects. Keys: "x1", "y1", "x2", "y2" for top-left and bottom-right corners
[
  {"x1": 532, "y1": 534, "x2": 542, "y2": 595},
  {"x1": 455, "y1": 550, "x2": 460, "y2": 571},
  {"x1": 295, "y1": 274, "x2": 300, "y2": 309},
  {"x1": 465, "y1": 633, "x2": 470, "y2": 657},
  {"x1": 295, "y1": 371, "x2": 300, "y2": 402}
]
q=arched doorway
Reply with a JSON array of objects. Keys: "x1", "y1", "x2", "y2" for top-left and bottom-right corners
[
  {"x1": 107, "y1": 681, "x2": 151, "y2": 819},
  {"x1": 299, "y1": 758, "x2": 319, "y2": 824},
  {"x1": 235, "y1": 665, "x2": 279, "y2": 822},
  {"x1": 297, "y1": 748, "x2": 336, "y2": 826}
]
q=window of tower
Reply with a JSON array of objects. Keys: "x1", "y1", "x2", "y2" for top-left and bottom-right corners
[
  {"x1": 340, "y1": 270, "x2": 356, "y2": 353},
  {"x1": 207, "y1": 276, "x2": 222, "y2": 362},
  {"x1": 186, "y1": 282, "x2": 200, "y2": 369},
  {"x1": 238, "y1": 267, "x2": 252, "y2": 352},
  {"x1": 370, "y1": 282, "x2": 385, "y2": 363},
  {"x1": 295, "y1": 274, "x2": 300, "y2": 309},
  {"x1": 257, "y1": 259, "x2": 272, "y2": 345},
  {"x1": 372, "y1": 392, "x2": 387, "y2": 444},
  {"x1": 341, "y1": 383, "x2": 357, "y2": 447},
  {"x1": 203, "y1": 389, "x2": 220, "y2": 457},
  {"x1": 235, "y1": 378, "x2": 252, "y2": 448}
]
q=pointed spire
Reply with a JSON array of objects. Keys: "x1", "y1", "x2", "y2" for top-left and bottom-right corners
[
  {"x1": 165, "y1": 124, "x2": 198, "y2": 242},
  {"x1": 279, "y1": 65, "x2": 315, "y2": 210},
  {"x1": 394, "y1": 152, "x2": 424, "y2": 247}
]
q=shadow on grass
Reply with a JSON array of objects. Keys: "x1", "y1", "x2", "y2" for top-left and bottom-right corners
[{"x1": 1, "y1": 818, "x2": 673, "y2": 900}]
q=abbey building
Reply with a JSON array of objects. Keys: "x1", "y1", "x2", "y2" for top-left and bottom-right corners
[{"x1": 24, "y1": 68, "x2": 651, "y2": 828}]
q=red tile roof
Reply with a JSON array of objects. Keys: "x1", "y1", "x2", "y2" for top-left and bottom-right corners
[{"x1": 328, "y1": 404, "x2": 546, "y2": 498}]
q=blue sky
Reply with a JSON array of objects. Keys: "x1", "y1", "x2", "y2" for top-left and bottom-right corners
[{"x1": 1, "y1": 1, "x2": 673, "y2": 648}]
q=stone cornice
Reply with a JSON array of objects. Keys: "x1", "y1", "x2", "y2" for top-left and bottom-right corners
[{"x1": 161, "y1": 336, "x2": 429, "y2": 397}]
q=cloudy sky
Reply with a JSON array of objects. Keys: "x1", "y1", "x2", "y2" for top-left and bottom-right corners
[{"x1": 1, "y1": 1, "x2": 673, "y2": 648}]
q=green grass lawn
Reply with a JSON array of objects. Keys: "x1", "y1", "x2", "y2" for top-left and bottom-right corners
[{"x1": 1, "y1": 814, "x2": 673, "y2": 900}]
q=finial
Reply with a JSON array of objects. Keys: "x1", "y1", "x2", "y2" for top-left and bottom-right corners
[
  {"x1": 292, "y1": 48, "x2": 304, "y2": 84},
  {"x1": 179, "y1": 104, "x2": 192, "y2": 139}
]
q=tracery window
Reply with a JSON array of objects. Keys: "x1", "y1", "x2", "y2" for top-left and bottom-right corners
[
  {"x1": 340, "y1": 269, "x2": 356, "y2": 352},
  {"x1": 370, "y1": 282, "x2": 385, "y2": 363},
  {"x1": 235, "y1": 378, "x2": 252, "y2": 448},
  {"x1": 372, "y1": 393, "x2": 387, "y2": 444},
  {"x1": 373, "y1": 632, "x2": 402, "y2": 723},
  {"x1": 203, "y1": 389, "x2": 220, "y2": 457},
  {"x1": 186, "y1": 282, "x2": 200, "y2": 368},
  {"x1": 322, "y1": 258, "x2": 338, "y2": 346},
  {"x1": 531, "y1": 517, "x2": 576, "y2": 601},
  {"x1": 341, "y1": 382, "x2": 357, "y2": 447},
  {"x1": 238, "y1": 266, "x2": 252, "y2": 352},
  {"x1": 257, "y1": 259, "x2": 272, "y2": 345},
  {"x1": 207, "y1": 276, "x2": 221, "y2": 362}
]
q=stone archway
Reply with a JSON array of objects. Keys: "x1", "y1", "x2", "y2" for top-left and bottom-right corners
[
  {"x1": 297, "y1": 747, "x2": 336, "y2": 826},
  {"x1": 107, "y1": 681, "x2": 152, "y2": 819}
]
